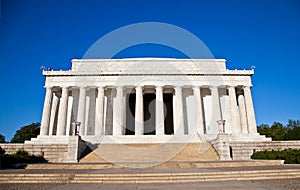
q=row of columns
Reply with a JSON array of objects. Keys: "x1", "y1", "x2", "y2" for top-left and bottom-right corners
[{"x1": 40, "y1": 85, "x2": 257, "y2": 137}]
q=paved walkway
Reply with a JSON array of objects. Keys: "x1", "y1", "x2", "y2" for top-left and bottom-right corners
[
  {"x1": 1, "y1": 165, "x2": 300, "y2": 174},
  {"x1": 0, "y1": 179, "x2": 300, "y2": 190},
  {"x1": 0, "y1": 165, "x2": 299, "y2": 190}
]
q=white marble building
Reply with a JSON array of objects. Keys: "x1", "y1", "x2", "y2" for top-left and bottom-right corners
[{"x1": 32, "y1": 58, "x2": 267, "y2": 146}]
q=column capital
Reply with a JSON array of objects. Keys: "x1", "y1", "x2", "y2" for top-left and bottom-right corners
[
  {"x1": 135, "y1": 85, "x2": 143, "y2": 90},
  {"x1": 227, "y1": 85, "x2": 236, "y2": 89},
  {"x1": 175, "y1": 86, "x2": 182, "y2": 91},
  {"x1": 116, "y1": 86, "x2": 123, "y2": 90},
  {"x1": 61, "y1": 86, "x2": 69, "y2": 90},
  {"x1": 155, "y1": 85, "x2": 163, "y2": 91},
  {"x1": 242, "y1": 85, "x2": 252, "y2": 89},
  {"x1": 209, "y1": 85, "x2": 218, "y2": 90},
  {"x1": 97, "y1": 86, "x2": 104, "y2": 94},
  {"x1": 78, "y1": 86, "x2": 86, "y2": 89},
  {"x1": 44, "y1": 86, "x2": 52, "y2": 90},
  {"x1": 193, "y1": 85, "x2": 201, "y2": 89}
]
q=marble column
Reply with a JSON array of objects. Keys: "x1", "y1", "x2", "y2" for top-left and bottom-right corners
[
  {"x1": 243, "y1": 86, "x2": 257, "y2": 134},
  {"x1": 65, "y1": 96, "x2": 73, "y2": 136},
  {"x1": 174, "y1": 86, "x2": 184, "y2": 135},
  {"x1": 210, "y1": 86, "x2": 222, "y2": 133},
  {"x1": 49, "y1": 94, "x2": 59, "y2": 136},
  {"x1": 238, "y1": 94, "x2": 248, "y2": 134},
  {"x1": 155, "y1": 86, "x2": 164, "y2": 135},
  {"x1": 113, "y1": 86, "x2": 123, "y2": 135},
  {"x1": 228, "y1": 86, "x2": 240, "y2": 134},
  {"x1": 40, "y1": 87, "x2": 53, "y2": 136},
  {"x1": 57, "y1": 87, "x2": 68, "y2": 136},
  {"x1": 95, "y1": 86, "x2": 104, "y2": 136},
  {"x1": 135, "y1": 86, "x2": 144, "y2": 135},
  {"x1": 77, "y1": 87, "x2": 86, "y2": 136},
  {"x1": 193, "y1": 86, "x2": 204, "y2": 135},
  {"x1": 84, "y1": 95, "x2": 90, "y2": 135}
]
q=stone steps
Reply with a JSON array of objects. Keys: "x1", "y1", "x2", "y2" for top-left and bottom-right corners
[
  {"x1": 26, "y1": 160, "x2": 283, "y2": 170},
  {"x1": 0, "y1": 143, "x2": 68, "y2": 162},
  {"x1": 229, "y1": 141, "x2": 300, "y2": 160},
  {"x1": 79, "y1": 142, "x2": 219, "y2": 164},
  {"x1": 0, "y1": 169, "x2": 299, "y2": 183}
]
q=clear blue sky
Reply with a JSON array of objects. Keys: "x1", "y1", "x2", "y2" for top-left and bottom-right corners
[{"x1": 0, "y1": 0, "x2": 299, "y2": 141}]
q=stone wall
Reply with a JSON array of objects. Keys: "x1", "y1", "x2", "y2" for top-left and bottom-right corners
[
  {"x1": 229, "y1": 141, "x2": 300, "y2": 160},
  {"x1": 2, "y1": 140, "x2": 299, "y2": 163},
  {"x1": 0, "y1": 143, "x2": 68, "y2": 162}
]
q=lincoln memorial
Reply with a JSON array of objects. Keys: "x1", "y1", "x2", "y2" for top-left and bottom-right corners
[{"x1": 25, "y1": 58, "x2": 271, "y2": 162}]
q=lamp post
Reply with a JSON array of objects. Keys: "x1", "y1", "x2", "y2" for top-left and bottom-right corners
[
  {"x1": 71, "y1": 121, "x2": 81, "y2": 136},
  {"x1": 217, "y1": 120, "x2": 226, "y2": 134}
]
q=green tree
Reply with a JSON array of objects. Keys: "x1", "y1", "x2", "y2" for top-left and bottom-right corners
[
  {"x1": 285, "y1": 119, "x2": 300, "y2": 140},
  {"x1": 258, "y1": 122, "x2": 286, "y2": 140},
  {"x1": 0, "y1": 134, "x2": 5, "y2": 143},
  {"x1": 11, "y1": 123, "x2": 40, "y2": 143},
  {"x1": 270, "y1": 122, "x2": 286, "y2": 140},
  {"x1": 286, "y1": 119, "x2": 300, "y2": 129},
  {"x1": 257, "y1": 124, "x2": 271, "y2": 137}
]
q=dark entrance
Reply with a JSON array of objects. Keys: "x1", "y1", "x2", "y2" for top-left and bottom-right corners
[
  {"x1": 126, "y1": 93, "x2": 136, "y2": 135},
  {"x1": 163, "y1": 93, "x2": 174, "y2": 135},
  {"x1": 125, "y1": 92, "x2": 174, "y2": 135},
  {"x1": 143, "y1": 93, "x2": 156, "y2": 135}
]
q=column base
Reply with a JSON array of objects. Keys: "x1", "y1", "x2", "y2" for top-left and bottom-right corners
[{"x1": 81, "y1": 134, "x2": 203, "y2": 144}]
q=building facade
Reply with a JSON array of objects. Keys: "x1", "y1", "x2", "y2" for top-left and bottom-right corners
[{"x1": 30, "y1": 58, "x2": 268, "y2": 147}]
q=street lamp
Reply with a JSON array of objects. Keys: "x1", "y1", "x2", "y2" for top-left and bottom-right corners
[
  {"x1": 71, "y1": 121, "x2": 81, "y2": 136},
  {"x1": 217, "y1": 120, "x2": 226, "y2": 134}
]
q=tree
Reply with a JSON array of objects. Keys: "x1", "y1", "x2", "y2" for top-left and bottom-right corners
[
  {"x1": 258, "y1": 122, "x2": 287, "y2": 140},
  {"x1": 286, "y1": 119, "x2": 300, "y2": 129},
  {"x1": 270, "y1": 122, "x2": 286, "y2": 140},
  {"x1": 257, "y1": 124, "x2": 271, "y2": 138},
  {"x1": 0, "y1": 134, "x2": 5, "y2": 143},
  {"x1": 11, "y1": 123, "x2": 40, "y2": 143},
  {"x1": 285, "y1": 119, "x2": 300, "y2": 140},
  {"x1": 258, "y1": 119, "x2": 300, "y2": 141}
]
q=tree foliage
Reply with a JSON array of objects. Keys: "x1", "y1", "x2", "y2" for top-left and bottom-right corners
[
  {"x1": 11, "y1": 123, "x2": 40, "y2": 143},
  {"x1": 0, "y1": 149, "x2": 47, "y2": 169},
  {"x1": 0, "y1": 134, "x2": 5, "y2": 143},
  {"x1": 251, "y1": 149, "x2": 300, "y2": 164},
  {"x1": 257, "y1": 119, "x2": 300, "y2": 141}
]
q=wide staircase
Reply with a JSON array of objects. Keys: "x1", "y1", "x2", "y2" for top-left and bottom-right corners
[
  {"x1": 1, "y1": 162, "x2": 300, "y2": 183},
  {"x1": 80, "y1": 142, "x2": 219, "y2": 166},
  {"x1": 1, "y1": 142, "x2": 300, "y2": 184}
]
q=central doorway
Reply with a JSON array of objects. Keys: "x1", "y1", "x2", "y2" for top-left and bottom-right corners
[
  {"x1": 125, "y1": 91, "x2": 174, "y2": 135},
  {"x1": 143, "y1": 93, "x2": 156, "y2": 135},
  {"x1": 163, "y1": 93, "x2": 174, "y2": 135}
]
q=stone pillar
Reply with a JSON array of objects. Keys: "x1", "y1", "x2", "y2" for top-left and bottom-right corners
[
  {"x1": 155, "y1": 86, "x2": 164, "y2": 135},
  {"x1": 228, "y1": 86, "x2": 241, "y2": 134},
  {"x1": 210, "y1": 86, "x2": 222, "y2": 133},
  {"x1": 57, "y1": 87, "x2": 68, "y2": 136},
  {"x1": 193, "y1": 86, "x2": 204, "y2": 134},
  {"x1": 174, "y1": 86, "x2": 184, "y2": 135},
  {"x1": 65, "y1": 96, "x2": 73, "y2": 136},
  {"x1": 135, "y1": 86, "x2": 144, "y2": 135},
  {"x1": 238, "y1": 94, "x2": 248, "y2": 134},
  {"x1": 77, "y1": 87, "x2": 86, "y2": 136},
  {"x1": 84, "y1": 95, "x2": 90, "y2": 135},
  {"x1": 243, "y1": 86, "x2": 257, "y2": 134},
  {"x1": 113, "y1": 86, "x2": 123, "y2": 135},
  {"x1": 95, "y1": 86, "x2": 104, "y2": 136},
  {"x1": 49, "y1": 94, "x2": 59, "y2": 136},
  {"x1": 40, "y1": 87, "x2": 53, "y2": 136}
]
